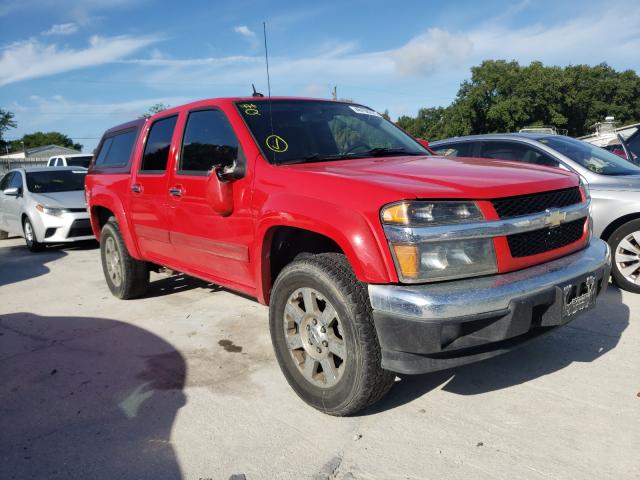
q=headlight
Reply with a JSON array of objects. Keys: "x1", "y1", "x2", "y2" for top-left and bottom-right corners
[
  {"x1": 382, "y1": 201, "x2": 497, "y2": 283},
  {"x1": 35, "y1": 204, "x2": 69, "y2": 216},
  {"x1": 382, "y1": 201, "x2": 483, "y2": 226}
]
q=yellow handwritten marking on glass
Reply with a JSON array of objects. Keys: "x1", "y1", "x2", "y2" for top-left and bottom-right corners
[
  {"x1": 240, "y1": 103, "x2": 260, "y2": 116},
  {"x1": 266, "y1": 134, "x2": 288, "y2": 153}
]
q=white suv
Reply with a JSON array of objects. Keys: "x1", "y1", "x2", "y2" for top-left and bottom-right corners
[{"x1": 47, "y1": 154, "x2": 93, "y2": 168}]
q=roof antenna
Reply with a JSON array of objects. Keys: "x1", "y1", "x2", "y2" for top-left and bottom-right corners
[
  {"x1": 251, "y1": 84, "x2": 264, "y2": 97},
  {"x1": 263, "y1": 21, "x2": 276, "y2": 163}
]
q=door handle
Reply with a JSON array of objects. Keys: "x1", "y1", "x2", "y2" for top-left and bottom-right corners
[
  {"x1": 169, "y1": 186, "x2": 183, "y2": 197},
  {"x1": 131, "y1": 184, "x2": 142, "y2": 193}
]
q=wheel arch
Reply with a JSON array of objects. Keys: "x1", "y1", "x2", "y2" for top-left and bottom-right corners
[
  {"x1": 601, "y1": 213, "x2": 640, "y2": 242},
  {"x1": 255, "y1": 213, "x2": 393, "y2": 305},
  {"x1": 89, "y1": 196, "x2": 142, "y2": 259}
]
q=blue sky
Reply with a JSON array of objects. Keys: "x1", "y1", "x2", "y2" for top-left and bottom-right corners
[{"x1": 1, "y1": 0, "x2": 638, "y2": 152}]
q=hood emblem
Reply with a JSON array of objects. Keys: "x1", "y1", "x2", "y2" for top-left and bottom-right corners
[{"x1": 544, "y1": 208, "x2": 566, "y2": 228}]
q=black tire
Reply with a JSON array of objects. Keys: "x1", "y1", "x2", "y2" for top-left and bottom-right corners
[
  {"x1": 608, "y1": 219, "x2": 640, "y2": 293},
  {"x1": 100, "y1": 217, "x2": 149, "y2": 299},
  {"x1": 269, "y1": 253, "x2": 395, "y2": 416},
  {"x1": 23, "y1": 217, "x2": 44, "y2": 252},
  {"x1": 0, "y1": 230, "x2": 8, "y2": 240}
]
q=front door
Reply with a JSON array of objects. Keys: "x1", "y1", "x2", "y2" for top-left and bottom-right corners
[
  {"x1": 129, "y1": 114, "x2": 179, "y2": 263},
  {"x1": 0, "y1": 172, "x2": 21, "y2": 234},
  {"x1": 168, "y1": 107, "x2": 255, "y2": 291},
  {"x1": 4, "y1": 172, "x2": 25, "y2": 234}
]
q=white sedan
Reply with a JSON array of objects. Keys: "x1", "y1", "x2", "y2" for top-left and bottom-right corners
[{"x1": 0, "y1": 167, "x2": 94, "y2": 251}]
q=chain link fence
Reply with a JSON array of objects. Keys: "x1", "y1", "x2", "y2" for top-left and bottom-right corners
[{"x1": 0, "y1": 158, "x2": 49, "y2": 175}]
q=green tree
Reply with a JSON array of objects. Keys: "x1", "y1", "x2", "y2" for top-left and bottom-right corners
[
  {"x1": 0, "y1": 109, "x2": 17, "y2": 152},
  {"x1": 10, "y1": 131, "x2": 82, "y2": 152},
  {"x1": 397, "y1": 60, "x2": 640, "y2": 141},
  {"x1": 142, "y1": 103, "x2": 170, "y2": 118}
]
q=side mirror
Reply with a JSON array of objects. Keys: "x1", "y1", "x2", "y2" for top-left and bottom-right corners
[
  {"x1": 3, "y1": 187, "x2": 19, "y2": 196},
  {"x1": 417, "y1": 138, "x2": 430, "y2": 149},
  {"x1": 206, "y1": 166, "x2": 234, "y2": 216}
]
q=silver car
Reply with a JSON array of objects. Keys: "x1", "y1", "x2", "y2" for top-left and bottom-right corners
[
  {"x1": 0, "y1": 167, "x2": 94, "y2": 251},
  {"x1": 431, "y1": 133, "x2": 640, "y2": 293}
]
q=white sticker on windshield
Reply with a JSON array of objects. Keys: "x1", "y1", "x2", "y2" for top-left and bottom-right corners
[{"x1": 349, "y1": 106, "x2": 381, "y2": 117}]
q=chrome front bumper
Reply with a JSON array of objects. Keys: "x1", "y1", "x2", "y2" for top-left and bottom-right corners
[{"x1": 368, "y1": 239, "x2": 611, "y2": 374}]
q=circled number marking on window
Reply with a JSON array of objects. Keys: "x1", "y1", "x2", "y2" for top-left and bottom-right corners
[
  {"x1": 239, "y1": 103, "x2": 260, "y2": 116},
  {"x1": 266, "y1": 134, "x2": 288, "y2": 153}
]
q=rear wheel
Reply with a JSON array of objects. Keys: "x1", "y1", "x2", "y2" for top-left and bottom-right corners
[
  {"x1": 23, "y1": 218, "x2": 44, "y2": 252},
  {"x1": 100, "y1": 218, "x2": 149, "y2": 299},
  {"x1": 609, "y1": 219, "x2": 640, "y2": 293},
  {"x1": 269, "y1": 253, "x2": 395, "y2": 416}
]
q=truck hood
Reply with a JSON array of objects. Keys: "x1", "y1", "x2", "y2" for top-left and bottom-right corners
[
  {"x1": 286, "y1": 155, "x2": 578, "y2": 199},
  {"x1": 29, "y1": 190, "x2": 86, "y2": 209}
]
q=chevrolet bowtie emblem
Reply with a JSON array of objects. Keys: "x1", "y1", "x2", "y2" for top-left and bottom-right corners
[{"x1": 544, "y1": 208, "x2": 566, "y2": 228}]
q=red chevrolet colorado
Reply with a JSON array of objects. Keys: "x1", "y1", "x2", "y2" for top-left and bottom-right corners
[{"x1": 86, "y1": 97, "x2": 611, "y2": 415}]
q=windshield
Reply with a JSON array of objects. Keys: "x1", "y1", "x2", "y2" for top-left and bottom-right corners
[
  {"x1": 539, "y1": 136, "x2": 640, "y2": 176},
  {"x1": 26, "y1": 170, "x2": 87, "y2": 193},
  {"x1": 236, "y1": 100, "x2": 429, "y2": 164},
  {"x1": 66, "y1": 156, "x2": 92, "y2": 167}
]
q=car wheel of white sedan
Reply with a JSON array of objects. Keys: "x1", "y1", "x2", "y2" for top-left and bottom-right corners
[
  {"x1": 609, "y1": 219, "x2": 640, "y2": 293},
  {"x1": 23, "y1": 218, "x2": 44, "y2": 252}
]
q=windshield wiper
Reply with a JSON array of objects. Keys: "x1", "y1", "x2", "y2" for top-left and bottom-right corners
[
  {"x1": 281, "y1": 148, "x2": 425, "y2": 166},
  {"x1": 347, "y1": 147, "x2": 426, "y2": 158}
]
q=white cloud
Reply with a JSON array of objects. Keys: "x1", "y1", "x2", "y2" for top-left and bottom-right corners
[
  {"x1": 42, "y1": 22, "x2": 78, "y2": 36},
  {"x1": 0, "y1": 34, "x2": 159, "y2": 86},
  {"x1": 234, "y1": 25, "x2": 255, "y2": 38},
  {"x1": 392, "y1": 28, "x2": 473, "y2": 75}
]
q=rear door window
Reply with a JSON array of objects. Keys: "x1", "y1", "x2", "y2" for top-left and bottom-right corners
[
  {"x1": 479, "y1": 141, "x2": 559, "y2": 167},
  {"x1": 140, "y1": 116, "x2": 178, "y2": 173},
  {"x1": 95, "y1": 129, "x2": 138, "y2": 167}
]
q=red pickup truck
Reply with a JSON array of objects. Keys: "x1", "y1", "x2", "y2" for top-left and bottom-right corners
[{"x1": 86, "y1": 97, "x2": 611, "y2": 415}]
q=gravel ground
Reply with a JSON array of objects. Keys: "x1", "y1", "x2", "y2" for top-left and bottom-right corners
[{"x1": 1, "y1": 237, "x2": 638, "y2": 480}]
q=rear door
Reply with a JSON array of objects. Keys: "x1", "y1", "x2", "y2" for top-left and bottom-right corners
[
  {"x1": 129, "y1": 114, "x2": 179, "y2": 262},
  {"x1": 167, "y1": 107, "x2": 254, "y2": 289}
]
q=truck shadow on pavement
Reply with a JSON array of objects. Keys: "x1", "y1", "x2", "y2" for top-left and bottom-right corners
[
  {"x1": 363, "y1": 286, "x2": 629, "y2": 414},
  {"x1": 0, "y1": 312, "x2": 186, "y2": 480}
]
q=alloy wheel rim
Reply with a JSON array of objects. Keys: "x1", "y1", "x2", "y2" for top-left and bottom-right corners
[
  {"x1": 104, "y1": 237, "x2": 123, "y2": 287},
  {"x1": 24, "y1": 221, "x2": 34, "y2": 243},
  {"x1": 283, "y1": 287, "x2": 347, "y2": 388},
  {"x1": 615, "y1": 231, "x2": 640, "y2": 284}
]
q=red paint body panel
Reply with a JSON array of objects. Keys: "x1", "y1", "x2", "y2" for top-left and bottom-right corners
[{"x1": 86, "y1": 96, "x2": 583, "y2": 305}]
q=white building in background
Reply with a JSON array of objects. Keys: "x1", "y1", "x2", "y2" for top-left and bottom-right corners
[{"x1": 0, "y1": 144, "x2": 80, "y2": 160}]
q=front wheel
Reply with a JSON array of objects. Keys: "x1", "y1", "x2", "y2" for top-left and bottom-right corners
[
  {"x1": 609, "y1": 219, "x2": 640, "y2": 293},
  {"x1": 269, "y1": 253, "x2": 395, "y2": 416},
  {"x1": 23, "y1": 218, "x2": 44, "y2": 252},
  {"x1": 100, "y1": 218, "x2": 149, "y2": 299}
]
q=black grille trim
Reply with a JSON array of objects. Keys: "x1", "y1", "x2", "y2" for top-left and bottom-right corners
[
  {"x1": 507, "y1": 218, "x2": 586, "y2": 258},
  {"x1": 492, "y1": 187, "x2": 582, "y2": 219},
  {"x1": 68, "y1": 219, "x2": 93, "y2": 238}
]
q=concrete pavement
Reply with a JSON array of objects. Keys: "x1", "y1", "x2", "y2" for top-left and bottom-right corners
[{"x1": 1, "y1": 237, "x2": 638, "y2": 479}]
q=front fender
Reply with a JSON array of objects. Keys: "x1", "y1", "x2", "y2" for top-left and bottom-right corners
[{"x1": 254, "y1": 193, "x2": 396, "y2": 304}]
